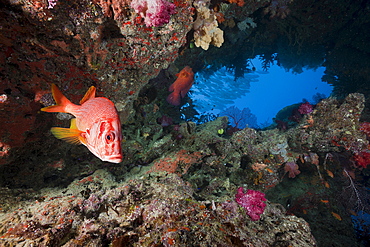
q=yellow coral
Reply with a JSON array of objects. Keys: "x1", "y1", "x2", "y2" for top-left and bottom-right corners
[{"x1": 193, "y1": 1, "x2": 224, "y2": 50}]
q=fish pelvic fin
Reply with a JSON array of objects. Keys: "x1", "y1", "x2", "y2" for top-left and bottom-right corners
[
  {"x1": 80, "y1": 86, "x2": 96, "y2": 104},
  {"x1": 50, "y1": 127, "x2": 83, "y2": 145},
  {"x1": 69, "y1": 118, "x2": 78, "y2": 129},
  {"x1": 41, "y1": 84, "x2": 73, "y2": 113}
]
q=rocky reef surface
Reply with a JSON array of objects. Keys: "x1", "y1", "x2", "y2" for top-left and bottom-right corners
[
  {"x1": 1, "y1": 92, "x2": 369, "y2": 246},
  {"x1": 0, "y1": 170, "x2": 316, "y2": 246}
]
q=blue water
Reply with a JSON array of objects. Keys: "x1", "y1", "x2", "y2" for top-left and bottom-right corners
[{"x1": 190, "y1": 56, "x2": 333, "y2": 127}]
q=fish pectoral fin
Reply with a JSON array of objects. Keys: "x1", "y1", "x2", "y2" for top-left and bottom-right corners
[
  {"x1": 69, "y1": 118, "x2": 87, "y2": 145},
  {"x1": 50, "y1": 127, "x2": 83, "y2": 145},
  {"x1": 80, "y1": 86, "x2": 96, "y2": 104}
]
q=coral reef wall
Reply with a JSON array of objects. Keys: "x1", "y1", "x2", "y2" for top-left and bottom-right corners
[{"x1": 0, "y1": 0, "x2": 193, "y2": 165}]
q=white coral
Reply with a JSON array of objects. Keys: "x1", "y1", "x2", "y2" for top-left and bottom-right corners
[{"x1": 237, "y1": 17, "x2": 257, "y2": 31}]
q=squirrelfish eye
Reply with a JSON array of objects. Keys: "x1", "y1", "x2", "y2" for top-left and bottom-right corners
[{"x1": 106, "y1": 132, "x2": 115, "y2": 143}]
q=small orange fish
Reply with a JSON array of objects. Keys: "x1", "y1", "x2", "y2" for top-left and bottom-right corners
[
  {"x1": 167, "y1": 66, "x2": 194, "y2": 106},
  {"x1": 324, "y1": 181, "x2": 330, "y2": 188},
  {"x1": 326, "y1": 169, "x2": 334, "y2": 178},
  {"x1": 265, "y1": 168, "x2": 274, "y2": 173},
  {"x1": 331, "y1": 212, "x2": 342, "y2": 221},
  {"x1": 348, "y1": 209, "x2": 357, "y2": 216},
  {"x1": 41, "y1": 84, "x2": 122, "y2": 163}
]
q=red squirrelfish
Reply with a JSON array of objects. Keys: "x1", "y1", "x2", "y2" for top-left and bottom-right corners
[
  {"x1": 167, "y1": 66, "x2": 194, "y2": 106},
  {"x1": 41, "y1": 84, "x2": 122, "y2": 163}
]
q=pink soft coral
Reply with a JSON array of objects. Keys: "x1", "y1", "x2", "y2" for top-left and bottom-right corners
[
  {"x1": 131, "y1": 0, "x2": 176, "y2": 27},
  {"x1": 235, "y1": 187, "x2": 266, "y2": 221},
  {"x1": 284, "y1": 161, "x2": 301, "y2": 178}
]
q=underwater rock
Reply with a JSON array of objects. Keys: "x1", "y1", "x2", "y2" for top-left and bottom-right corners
[
  {"x1": 287, "y1": 93, "x2": 368, "y2": 153},
  {"x1": 0, "y1": 170, "x2": 316, "y2": 246},
  {"x1": 177, "y1": 121, "x2": 196, "y2": 138}
]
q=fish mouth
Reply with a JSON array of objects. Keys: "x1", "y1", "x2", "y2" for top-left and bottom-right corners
[{"x1": 105, "y1": 155, "x2": 122, "y2": 163}]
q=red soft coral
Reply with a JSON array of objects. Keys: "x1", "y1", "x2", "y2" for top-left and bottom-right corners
[
  {"x1": 131, "y1": 0, "x2": 175, "y2": 27},
  {"x1": 359, "y1": 122, "x2": 370, "y2": 137},
  {"x1": 353, "y1": 151, "x2": 370, "y2": 168},
  {"x1": 226, "y1": 0, "x2": 245, "y2": 7}
]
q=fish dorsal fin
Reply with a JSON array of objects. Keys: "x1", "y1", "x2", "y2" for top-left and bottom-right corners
[
  {"x1": 50, "y1": 127, "x2": 83, "y2": 145},
  {"x1": 80, "y1": 86, "x2": 96, "y2": 104},
  {"x1": 168, "y1": 83, "x2": 175, "y2": 92}
]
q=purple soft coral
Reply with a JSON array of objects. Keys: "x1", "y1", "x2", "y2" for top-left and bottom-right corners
[
  {"x1": 157, "y1": 115, "x2": 173, "y2": 127},
  {"x1": 298, "y1": 102, "x2": 313, "y2": 114},
  {"x1": 131, "y1": 0, "x2": 176, "y2": 27},
  {"x1": 235, "y1": 187, "x2": 266, "y2": 221}
]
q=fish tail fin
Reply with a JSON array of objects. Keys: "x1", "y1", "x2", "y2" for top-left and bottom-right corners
[
  {"x1": 166, "y1": 92, "x2": 180, "y2": 106},
  {"x1": 41, "y1": 84, "x2": 73, "y2": 113}
]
